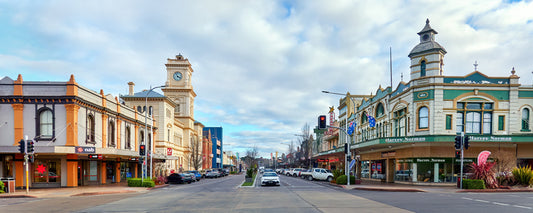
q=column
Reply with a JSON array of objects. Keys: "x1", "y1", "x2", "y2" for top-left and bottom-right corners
[
  {"x1": 434, "y1": 163, "x2": 439, "y2": 183},
  {"x1": 66, "y1": 154, "x2": 78, "y2": 187},
  {"x1": 101, "y1": 162, "x2": 107, "y2": 184},
  {"x1": 65, "y1": 105, "x2": 80, "y2": 146},
  {"x1": 116, "y1": 161, "x2": 121, "y2": 183}
]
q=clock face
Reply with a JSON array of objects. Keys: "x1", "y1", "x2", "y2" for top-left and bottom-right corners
[
  {"x1": 173, "y1": 72, "x2": 182, "y2": 81},
  {"x1": 422, "y1": 34, "x2": 430, "y2": 41}
]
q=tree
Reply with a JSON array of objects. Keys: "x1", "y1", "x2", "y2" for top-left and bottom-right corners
[
  {"x1": 188, "y1": 136, "x2": 202, "y2": 171},
  {"x1": 244, "y1": 146, "x2": 258, "y2": 169},
  {"x1": 297, "y1": 123, "x2": 312, "y2": 167}
]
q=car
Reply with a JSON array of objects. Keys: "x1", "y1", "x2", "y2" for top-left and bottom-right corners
[
  {"x1": 205, "y1": 170, "x2": 220, "y2": 178},
  {"x1": 275, "y1": 169, "x2": 283, "y2": 174},
  {"x1": 187, "y1": 170, "x2": 202, "y2": 181},
  {"x1": 361, "y1": 169, "x2": 370, "y2": 178},
  {"x1": 261, "y1": 172, "x2": 280, "y2": 186},
  {"x1": 299, "y1": 169, "x2": 312, "y2": 179},
  {"x1": 217, "y1": 168, "x2": 228, "y2": 176},
  {"x1": 180, "y1": 173, "x2": 194, "y2": 183},
  {"x1": 166, "y1": 173, "x2": 184, "y2": 184},
  {"x1": 290, "y1": 168, "x2": 303, "y2": 177},
  {"x1": 264, "y1": 169, "x2": 274, "y2": 173}
]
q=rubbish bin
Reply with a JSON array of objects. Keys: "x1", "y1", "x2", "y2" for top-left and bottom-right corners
[{"x1": 1, "y1": 177, "x2": 15, "y2": 193}]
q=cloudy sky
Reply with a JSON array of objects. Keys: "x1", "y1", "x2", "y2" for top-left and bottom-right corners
[{"x1": 1, "y1": 0, "x2": 532, "y2": 158}]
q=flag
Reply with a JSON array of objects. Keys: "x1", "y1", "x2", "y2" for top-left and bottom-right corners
[
  {"x1": 347, "y1": 121, "x2": 356, "y2": 135},
  {"x1": 368, "y1": 115, "x2": 376, "y2": 128}
]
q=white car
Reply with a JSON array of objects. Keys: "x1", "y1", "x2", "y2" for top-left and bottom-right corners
[{"x1": 261, "y1": 172, "x2": 280, "y2": 186}]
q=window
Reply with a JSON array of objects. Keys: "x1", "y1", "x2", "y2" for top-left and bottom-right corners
[
  {"x1": 522, "y1": 108, "x2": 530, "y2": 131},
  {"x1": 108, "y1": 120, "x2": 115, "y2": 147},
  {"x1": 149, "y1": 106, "x2": 153, "y2": 116},
  {"x1": 87, "y1": 114, "x2": 95, "y2": 143},
  {"x1": 361, "y1": 112, "x2": 368, "y2": 124},
  {"x1": 445, "y1": 114, "x2": 452, "y2": 130},
  {"x1": 140, "y1": 131, "x2": 145, "y2": 145},
  {"x1": 394, "y1": 108, "x2": 407, "y2": 137},
  {"x1": 418, "y1": 106, "x2": 429, "y2": 129},
  {"x1": 456, "y1": 102, "x2": 493, "y2": 134},
  {"x1": 137, "y1": 106, "x2": 142, "y2": 113},
  {"x1": 420, "y1": 60, "x2": 426, "y2": 77},
  {"x1": 126, "y1": 126, "x2": 131, "y2": 149},
  {"x1": 376, "y1": 103, "x2": 384, "y2": 118},
  {"x1": 39, "y1": 108, "x2": 53, "y2": 138},
  {"x1": 498, "y1": 115, "x2": 505, "y2": 131}
]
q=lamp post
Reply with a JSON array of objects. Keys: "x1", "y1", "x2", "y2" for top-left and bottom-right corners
[{"x1": 144, "y1": 85, "x2": 165, "y2": 181}]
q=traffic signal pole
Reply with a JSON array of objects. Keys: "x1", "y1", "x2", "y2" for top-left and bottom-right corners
[
  {"x1": 24, "y1": 135, "x2": 29, "y2": 194},
  {"x1": 460, "y1": 132, "x2": 464, "y2": 189}
]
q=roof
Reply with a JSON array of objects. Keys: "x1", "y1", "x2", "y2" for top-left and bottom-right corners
[
  {"x1": 121, "y1": 90, "x2": 166, "y2": 98},
  {"x1": 408, "y1": 40, "x2": 447, "y2": 57},
  {"x1": 417, "y1": 19, "x2": 438, "y2": 35}
]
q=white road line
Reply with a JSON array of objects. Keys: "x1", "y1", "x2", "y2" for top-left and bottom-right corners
[
  {"x1": 474, "y1": 199, "x2": 490, "y2": 203},
  {"x1": 513, "y1": 205, "x2": 532, "y2": 210},
  {"x1": 462, "y1": 197, "x2": 473, "y2": 201},
  {"x1": 492, "y1": 202, "x2": 510, "y2": 206}
]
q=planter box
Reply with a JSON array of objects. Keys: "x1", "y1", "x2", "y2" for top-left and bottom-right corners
[{"x1": 245, "y1": 177, "x2": 253, "y2": 183}]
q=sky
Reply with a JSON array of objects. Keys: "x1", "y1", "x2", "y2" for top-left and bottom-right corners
[{"x1": 1, "y1": 0, "x2": 533, "y2": 158}]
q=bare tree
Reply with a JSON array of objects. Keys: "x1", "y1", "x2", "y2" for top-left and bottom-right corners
[
  {"x1": 245, "y1": 146, "x2": 259, "y2": 169},
  {"x1": 297, "y1": 123, "x2": 311, "y2": 167},
  {"x1": 188, "y1": 136, "x2": 202, "y2": 170}
]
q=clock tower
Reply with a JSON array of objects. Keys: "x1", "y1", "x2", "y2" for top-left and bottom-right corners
[
  {"x1": 408, "y1": 19, "x2": 447, "y2": 80},
  {"x1": 162, "y1": 54, "x2": 196, "y2": 120}
]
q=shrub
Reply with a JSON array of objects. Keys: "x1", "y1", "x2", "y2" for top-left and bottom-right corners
[
  {"x1": 332, "y1": 169, "x2": 343, "y2": 180},
  {"x1": 128, "y1": 178, "x2": 143, "y2": 187},
  {"x1": 156, "y1": 176, "x2": 167, "y2": 185},
  {"x1": 469, "y1": 162, "x2": 498, "y2": 189},
  {"x1": 512, "y1": 165, "x2": 533, "y2": 186},
  {"x1": 142, "y1": 181, "x2": 155, "y2": 188},
  {"x1": 463, "y1": 179, "x2": 485, "y2": 189},
  {"x1": 0, "y1": 181, "x2": 4, "y2": 193},
  {"x1": 336, "y1": 175, "x2": 356, "y2": 185},
  {"x1": 246, "y1": 168, "x2": 254, "y2": 178}
]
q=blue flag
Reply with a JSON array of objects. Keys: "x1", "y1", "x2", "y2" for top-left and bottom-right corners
[
  {"x1": 347, "y1": 121, "x2": 356, "y2": 135},
  {"x1": 368, "y1": 116, "x2": 376, "y2": 128}
]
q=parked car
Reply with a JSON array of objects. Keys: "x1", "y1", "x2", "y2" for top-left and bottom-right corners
[
  {"x1": 303, "y1": 168, "x2": 334, "y2": 181},
  {"x1": 261, "y1": 172, "x2": 280, "y2": 186},
  {"x1": 181, "y1": 173, "x2": 194, "y2": 183},
  {"x1": 166, "y1": 173, "x2": 184, "y2": 184},
  {"x1": 264, "y1": 169, "x2": 274, "y2": 173},
  {"x1": 275, "y1": 169, "x2": 283, "y2": 174},
  {"x1": 299, "y1": 169, "x2": 312, "y2": 179},
  {"x1": 205, "y1": 170, "x2": 220, "y2": 178},
  {"x1": 290, "y1": 168, "x2": 303, "y2": 177},
  {"x1": 187, "y1": 170, "x2": 202, "y2": 181}
]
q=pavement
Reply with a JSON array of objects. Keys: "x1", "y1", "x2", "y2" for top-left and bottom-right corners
[
  {"x1": 2, "y1": 179, "x2": 532, "y2": 199},
  {"x1": 0, "y1": 182, "x2": 168, "y2": 198}
]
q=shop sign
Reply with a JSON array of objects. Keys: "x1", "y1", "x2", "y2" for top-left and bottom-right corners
[
  {"x1": 167, "y1": 148, "x2": 172, "y2": 156},
  {"x1": 381, "y1": 151, "x2": 396, "y2": 158},
  {"x1": 468, "y1": 136, "x2": 512, "y2": 142},
  {"x1": 75, "y1": 146, "x2": 96, "y2": 153},
  {"x1": 88, "y1": 154, "x2": 103, "y2": 159},
  {"x1": 385, "y1": 137, "x2": 426, "y2": 143},
  {"x1": 129, "y1": 158, "x2": 138, "y2": 161}
]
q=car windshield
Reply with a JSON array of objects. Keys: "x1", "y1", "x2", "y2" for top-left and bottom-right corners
[{"x1": 263, "y1": 172, "x2": 277, "y2": 177}]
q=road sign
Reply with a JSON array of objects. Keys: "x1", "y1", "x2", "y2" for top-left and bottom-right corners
[{"x1": 349, "y1": 159, "x2": 356, "y2": 170}]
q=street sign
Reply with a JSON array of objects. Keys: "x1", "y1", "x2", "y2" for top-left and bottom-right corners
[{"x1": 349, "y1": 159, "x2": 356, "y2": 170}]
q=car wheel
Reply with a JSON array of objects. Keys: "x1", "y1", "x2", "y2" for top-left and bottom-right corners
[
  {"x1": 326, "y1": 176, "x2": 333, "y2": 182},
  {"x1": 307, "y1": 176, "x2": 313, "y2": 181}
]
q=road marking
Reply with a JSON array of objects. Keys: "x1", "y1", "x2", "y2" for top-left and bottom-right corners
[
  {"x1": 474, "y1": 199, "x2": 490, "y2": 203},
  {"x1": 513, "y1": 205, "x2": 532, "y2": 210},
  {"x1": 492, "y1": 202, "x2": 509, "y2": 206},
  {"x1": 462, "y1": 197, "x2": 473, "y2": 201}
]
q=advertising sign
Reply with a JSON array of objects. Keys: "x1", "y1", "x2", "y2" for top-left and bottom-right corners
[
  {"x1": 75, "y1": 146, "x2": 95, "y2": 153},
  {"x1": 88, "y1": 154, "x2": 103, "y2": 159},
  {"x1": 167, "y1": 148, "x2": 172, "y2": 156}
]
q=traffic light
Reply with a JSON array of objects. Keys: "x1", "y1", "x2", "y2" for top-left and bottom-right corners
[
  {"x1": 455, "y1": 150, "x2": 461, "y2": 159},
  {"x1": 344, "y1": 143, "x2": 348, "y2": 154},
  {"x1": 318, "y1": 115, "x2": 327, "y2": 129},
  {"x1": 29, "y1": 155, "x2": 34, "y2": 163},
  {"x1": 347, "y1": 155, "x2": 352, "y2": 162},
  {"x1": 27, "y1": 140, "x2": 35, "y2": 153},
  {"x1": 139, "y1": 145, "x2": 146, "y2": 156},
  {"x1": 18, "y1": 139, "x2": 26, "y2": 154},
  {"x1": 454, "y1": 136, "x2": 461, "y2": 150},
  {"x1": 464, "y1": 136, "x2": 470, "y2": 150}
]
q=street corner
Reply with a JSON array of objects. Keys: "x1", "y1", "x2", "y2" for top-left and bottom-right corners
[
  {"x1": 0, "y1": 194, "x2": 37, "y2": 199},
  {"x1": 352, "y1": 187, "x2": 426, "y2": 193},
  {"x1": 71, "y1": 190, "x2": 139, "y2": 197},
  {"x1": 147, "y1": 184, "x2": 170, "y2": 190}
]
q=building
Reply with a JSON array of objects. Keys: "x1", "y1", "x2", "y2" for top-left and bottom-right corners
[
  {"x1": 121, "y1": 55, "x2": 204, "y2": 174},
  {"x1": 315, "y1": 19, "x2": 533, "y2": 184},
  {"x1": 0, "y1": 75, "x2": 152, "y2": 188},
  {"x1": 203, "y1": 127, "x2": 223, "y2": 168}
]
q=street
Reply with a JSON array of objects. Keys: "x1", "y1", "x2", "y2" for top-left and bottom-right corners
[{"x1": 2, "y1": 174, "x2": 533, "y2": 213}]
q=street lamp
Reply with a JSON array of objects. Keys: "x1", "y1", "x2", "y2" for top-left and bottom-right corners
[{"x1": 144, "y1": 84, "x2": 166, "y2": 181}]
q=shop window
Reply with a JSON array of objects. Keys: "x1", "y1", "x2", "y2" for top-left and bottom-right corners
[
  {"x1": 498, "y1": 115, "x2": 505, "y2": 131},
  {"x1": 418, "y1": 106, "x2": 429, "y2": 129},
  {"x1": 38, "y1": 108, "x2": 54, "y2": 138},
  {"x1": 445, "y1": 114, "x2": 452, "y2": 130},
  {"x1": 522, "y1": 108, "x2": 530, "y2": 131},
  {"x1": 456, "y1": 102, "x2": 493, "y2": 134},
  {"x1": 376, "y1": 103, "x2": 385, "y2": 118},
  {"x1": 33, "y1": 159, "x2": 61, "y2": 183},
  {"x1": 87, "y1": 114, "x2": 95, "y2": 143},
  {"x1": 394, "y1": 108, "x2": 407, "y2": 137},
  {"x1": 108, "y1": 120, "x2": 115, "y2": 147}
]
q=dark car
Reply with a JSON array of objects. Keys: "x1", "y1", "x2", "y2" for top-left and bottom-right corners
[
  {"x1": 181, "y1": 173, "x2": 194, "y2": 183},
  {"x1": 166, "y1": 173, "x2": 184, "y2": 184},
  {"x1": 218, "y1": 168, "x2": 228, "y2": 176}
]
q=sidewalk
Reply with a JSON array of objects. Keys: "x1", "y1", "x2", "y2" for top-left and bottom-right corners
[
  {"x1": 0, "y1": 182, "x2": 167, "y2": 198},
  {"x1": 333, "y1": 179, "x2": 533, "y2": 193}
]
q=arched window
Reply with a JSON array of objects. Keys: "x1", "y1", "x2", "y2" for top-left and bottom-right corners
[
  {"x1": 376, "y1": 103, "x2": 384, "y2": 118},
  {"x1": 87, "y1": 114, "x2": 95, "y2": 143},
  {"x1": 361, "y1": 112, "x2": 368, "y2": 124},
  {"x1": 39, "y1": 109, "x2": 53, "y2": 138},
  {"x1": 420, "y1": 60, "x2": 426, "y2": 77},
  {"x1": 418, "y1": 106, "x2": 429, "y2": 129},
  {"x1": 108, "y1": 120, "x2": 115, "y2": 147},
  {"x1": 126, "y1": 126, "x2": 131, "y2": 149},
  {"x1": 137, "y1": 106, "x2": 142, "y2": 113},
  {"x1": 149, "y1": 106, "x2": 153, "y2": 116},
  {"x1": 140, "y1": 130, "x2": 145, "y2": 144},
  {"x1": 523, "y1": 108, "x2": 530, "y2": 131}
]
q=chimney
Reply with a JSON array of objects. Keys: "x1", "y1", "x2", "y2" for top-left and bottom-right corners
[{"x1": 128, "y1": 82, "x2": 135, "y2": 96}]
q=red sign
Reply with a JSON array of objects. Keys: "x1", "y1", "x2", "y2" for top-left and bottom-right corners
[
  {"x1": 88, "y1": 154, "x2": 102, "y2": 159},
  {"x1": 167, "y1": 148, "x2": 172, "y2": 156}
]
